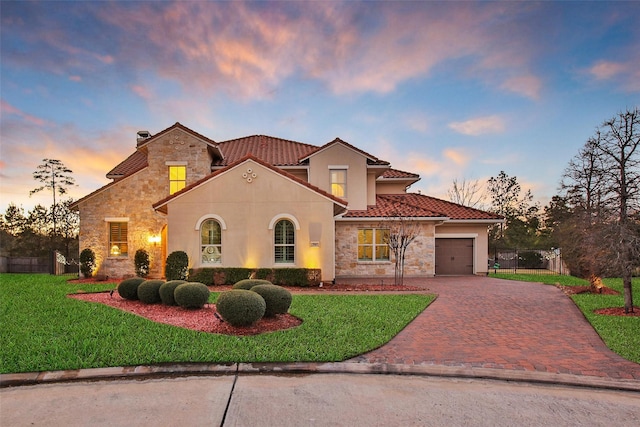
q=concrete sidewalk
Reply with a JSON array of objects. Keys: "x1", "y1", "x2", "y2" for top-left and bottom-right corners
[{"x1": 2, "y1": 371, "x2": 639, "y2": 427}]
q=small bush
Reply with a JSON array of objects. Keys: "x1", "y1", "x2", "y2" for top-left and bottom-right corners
[
  {"x1": 216, "y1": 290, "x2": 266, "y2": 326},
  {"x1": 165, "y1": 251, "x2": 189, "y2": 281},
  {"x1": 232, "y1": 279, "x2": 272, "y2": 290},
  {"x1": 250, "y1": 284, "x2": 292, "y2": 317},
  {"x1": 79, "y1": 248, "x2": 96, "y2": 278},
  {"x1": 134, "y1": 249, "x2": 150, "y2": 277},
  {"x1": 159, "y1": 280, "x2": 187, "y2": 306},
  {"x1": 188, "y1": 268, "x2": 214, "y2": 285},
  {"x1": 174, "y1": 282, "x2": 210, "y2": 309},
  {"x1": 137, "y1": 280, "x2": 165, "y2": 304},
  {"x1": 117, "y1": 277, "x2": 146, "y2": 300},
  {"x1": 273, "y1": 268, "x2": 309, "y2": 287}
]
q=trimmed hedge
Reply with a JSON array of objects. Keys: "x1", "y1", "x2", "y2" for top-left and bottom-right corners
[
  {"x1": 159, "y1": 280, "x2": 187, "y2": 306},
  {"x1": 250, "y1": 284, "x2": 292, "y2": 317},
  {"x1": 137, "y1": 280, "x2": 165, "y2": 304},
  {"x1": 232, "y1": 279, "x2": 272, "y2": 290},
  {"x1": 174, "y1": 282, "x2": 210, "y2": 309},
  {"x1": 117, "y1": 277, "x2": 146, "y2": 300},
  {"x1": 188, "y1": 267, "x2": 321, "y2": 286},
  {"x1": 216, "y1": 290, "x2": 266, "y2": 326}
]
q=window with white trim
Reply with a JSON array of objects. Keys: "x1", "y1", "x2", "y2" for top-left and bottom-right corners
[
  {"x1": 358, "y1": 228, "x2": 389, "y2": 261},
  {"x1": 200, "y1": 219, "x2": 222, "y2": 263},
  {"x1": 274, "y1": 219, "x2": 295, "y2": 263},
  {"x1": 330, "y1": 169, "x2": 347, "y2": 198},
  {"x1": 109, "y1": 222, "x2": 128, "y2": 257}
]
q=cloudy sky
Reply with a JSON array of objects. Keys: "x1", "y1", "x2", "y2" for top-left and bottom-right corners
[{"x1": 1, "y1": 1, "x2": 639, "y2": 214}]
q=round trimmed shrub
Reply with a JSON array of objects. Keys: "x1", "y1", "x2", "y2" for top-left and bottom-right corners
[
  {"x1": 232, "y1": 279, "x2": 272, "y2": 290},
  {"x1": 159, "y1": 280, "x2": 187, "y2": 306},
  {"x1": 137, "y1": 280, "x2": 165, "y2": 304},
  {"x1": 117, "y1": 277, "x2": 146, "y2": 300},
  {"x1": 174, "y1": 282, "x2": 210, "y2": 309},
  {"x1": 250, "y1": 284, "x2": 292, "y2": 317},
  {"x1": 216, "y1": 290, "x2": 266, "y2": 326}
]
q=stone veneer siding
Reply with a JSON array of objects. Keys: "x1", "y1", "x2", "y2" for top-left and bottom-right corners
[
  {"x1": 334, "y1": 221, "x2": 436, "y2": 279},
  {"x1": 76, "y1": 129, "x2": 213, "y2": 278}
]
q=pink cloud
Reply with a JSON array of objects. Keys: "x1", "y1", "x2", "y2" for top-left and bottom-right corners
[
  {"x1": 0, "y1": 100, "x2": 49, "y2": 127},
  {"x1": 589, "y1": 61, "x2": 627, "y2": 80},
  {"x1": 500, "y1": 75, "x2": 543, "y2": 100},
  {"x1": 94, "y1": 2, "x2": 545, "y2": 99},
  {"x1": 448, "y1": 115, "x2": 506, "y2": 136}
]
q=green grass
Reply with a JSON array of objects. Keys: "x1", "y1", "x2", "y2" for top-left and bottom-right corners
[
  {"x1": 491, "y1": 272, "x2": 640, "y2": 363},
  {"x1": 0, "y1": 274, "x2": 434, "y2": 374}
]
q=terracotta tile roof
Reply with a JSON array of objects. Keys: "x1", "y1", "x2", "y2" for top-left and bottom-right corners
[
  {"x1": 106, "y1": 151, "x2": 148, "y2": 179},
  {"x1": 138, "y1": 122, "x2": 218, "y2": 149},
  {"x1": 380, "y1": 168, "x2": 420, "y2": 179},
  {"x1": 299, "y1": 137, "x2": 390, "y2": 166},
  {"x1": 154, "y1": 154, "x2": 348, "y2": 213},
  {"x1": 342, "y1": 194, "x2": 503, "y2": 220},
  {"x1": 212, "y1": 135, "x2": 317, "y2": 166}
]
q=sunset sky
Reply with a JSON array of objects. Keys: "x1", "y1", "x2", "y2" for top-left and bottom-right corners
[{"x1": 1, "y1": 1, "x2": 639, "y2": 214}]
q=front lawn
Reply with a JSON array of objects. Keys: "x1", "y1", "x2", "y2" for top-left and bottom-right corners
[
  {"x1": 0, "y1": 274, "x2": 434, "y2": 374},
  {"x1": 491, "y1": 272, "x2": 640, "y2": 363}
]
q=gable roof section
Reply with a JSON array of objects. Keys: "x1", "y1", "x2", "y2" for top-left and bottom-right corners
[
  {"x1": 341, "y1": 194, "x2": 503, "y2": 221},
  {"x1": 107, "y1": 122, "x2": 222, "y2": 179},
  {"x1": 137, "y1": 122, "x2": 219, "y2": 151},
  {"x1": 106, "y1": 150, "x2": 148, "y2": 179},
  {"x1": 212, "y1": 135, "x2": 317, "y2": 167},
  {"x1": 380, "y1": 168, "x2": 420, "y2": 180},
  {"x1": 153, "y1": 154, "x2": 348, "y2": 214},
  {"x1": 298, "y1": 137, "x2": 390, "y2": 166}
]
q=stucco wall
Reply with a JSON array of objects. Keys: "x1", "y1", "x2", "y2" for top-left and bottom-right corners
[
  {"x1": 307, "y1": 144, "x2": 369, "y2": 210},
  {"x1": 165, "y1": 159, "x2": 338, "y2": 280},
  {"x1": 435, "y1": 223, "x2": 491, "y2": 274},
  {"x1": 335, "y1": 221, "x2": 436, "y2": 279},
  {"x1": 76, "y1": 129, "x2": 214, "y2": 278}
]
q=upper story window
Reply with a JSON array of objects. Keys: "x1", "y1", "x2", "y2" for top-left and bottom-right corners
[
  {"x1": 358, "y1": 228, "x2": 389, "y2": 262},
  {"x1": 274, "y1": 219, "x2": 295, "y2": 263},
  {"x1": 330, "y1": 168, "x2": 347, "y2": 198},
  {"x1": 169, "y1": 165, "x2": 186, "y2": 195},
  {"x1": 109, "y1": 222, "x2": 128, "y2": 257},
  {"x1": 201, "y1": 219, "x2": 222, "y2": 264}
]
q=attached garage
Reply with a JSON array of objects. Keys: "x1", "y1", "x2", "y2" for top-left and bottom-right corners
[{"x1": 435, "y1": 238, "x2": 474, "y2": 275}]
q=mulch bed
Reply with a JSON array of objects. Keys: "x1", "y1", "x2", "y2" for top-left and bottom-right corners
[
  {"x1": 68, "y1": 281, "x2": 423, "y2": 335},
  {"x1": 69, "y1": 292, "x2": 302, "y2": 336},
  {"x1": 554, "y1": 284, "x2": 639, "y2": 317}
]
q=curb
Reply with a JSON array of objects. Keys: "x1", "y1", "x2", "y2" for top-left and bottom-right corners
[{"x1": 2, "y1": 362, "x2": 640, "y2": 393}]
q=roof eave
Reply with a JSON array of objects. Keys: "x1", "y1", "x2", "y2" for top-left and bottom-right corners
[{"x1": 336, "y1": 216, "x2": 450, "y2": 222}]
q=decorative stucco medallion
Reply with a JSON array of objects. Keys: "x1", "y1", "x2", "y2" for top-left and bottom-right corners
[
  {"x1": 242, "y1": 168, "x2": 257, "y2": 183},
  {"x1": 170, "y1": 134, "x2": 185, "y2": 150}
]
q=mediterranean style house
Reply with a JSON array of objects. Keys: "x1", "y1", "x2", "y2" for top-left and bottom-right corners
[{"x1": 72, "y1": 122, "x2": 502, "y2": 281}]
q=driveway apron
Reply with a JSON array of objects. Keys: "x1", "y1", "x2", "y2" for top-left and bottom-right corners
[{"x1": 349, "y1": 276, "x2": 640, "y2": 380}]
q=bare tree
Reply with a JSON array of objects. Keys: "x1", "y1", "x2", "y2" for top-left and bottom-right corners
[
  {"x1": 30, "y1": 159, "x2": 76, "y2": 237},
  {"x1": 382, "y1": 209, "x2": 420, "y2": 286},
  {"x1": 448, "y1": 178, "x2": 486, "y2": 209},
  {"x1": 561, "y1": 107, "x2": 639, "y2": 313},
  {"x1": 594, "y1": 108, "x2": 639, "y2": 313}
]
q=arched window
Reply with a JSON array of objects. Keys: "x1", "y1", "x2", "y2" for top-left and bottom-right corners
[
  {"x1": 201, "y1": 219, "x2": 222, "y2": 264},
  {"x1": 274, "y1": 219, "x2": 295, "y2": 263}
]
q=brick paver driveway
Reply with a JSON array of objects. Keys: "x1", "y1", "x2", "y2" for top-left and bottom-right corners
[{"x1": 350, "y1": 276, "x2": 640, "y2": 380}]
